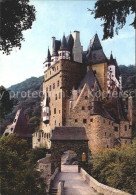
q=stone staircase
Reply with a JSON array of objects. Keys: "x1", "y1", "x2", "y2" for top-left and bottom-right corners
[{"x1": 49, "y1": 188, "x2": 57, "y2": 195}]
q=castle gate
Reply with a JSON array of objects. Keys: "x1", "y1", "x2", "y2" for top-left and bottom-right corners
[{"x1": 50, "y1": 127, "x2": 89, "y2": 174}]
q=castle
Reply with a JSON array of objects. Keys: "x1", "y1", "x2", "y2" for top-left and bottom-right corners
[{"x1": 32, "y1": 31, "x2": 132, "y2": 154}]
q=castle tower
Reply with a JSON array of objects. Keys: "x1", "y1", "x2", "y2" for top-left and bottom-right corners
[
  {"x1": 87, "y1": 33, "x2": 108, "y2": 91},
  {"x1": 43, "y1": 48, "x2": 51, "y2": 71},
  {"x1": 107, "y1": 52, "x2": 122, "y2": 94},
  {"x1": 51, "y1": 37, "x2": 61, "y2": 65},
  {"x1": 58, "y1": 34, "x2": 70, "y2": 60},
  {"x1": 73, "y1": 31, "x2": 83, "y2": 63}
]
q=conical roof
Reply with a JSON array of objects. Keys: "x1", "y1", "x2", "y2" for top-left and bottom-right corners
[
  {"x1": 109, "y1": 52, "x2": 115, "y2": 65},
  {"x1": 60, "y1": 34, "x2": 68, "y2": 51},
  {"x1": 67, "y1": 33, "x2": 74, "y2": 51},
  {"x1": 89, "y1": 33, "x2": 102, "y2": 51},
  {"x1": 45, "y1": 48, "x2": 51, "y2": 62},
  {"x1": 86, "y1": 33, "x2": 107, "y2": 64}
]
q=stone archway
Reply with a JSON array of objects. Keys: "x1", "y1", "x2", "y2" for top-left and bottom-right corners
[{"x1": 50, "y1": 127, "x2": 89, "y2": 174}]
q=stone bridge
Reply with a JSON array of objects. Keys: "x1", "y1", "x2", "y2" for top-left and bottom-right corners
[{"x1": 49, "y1": 165, "x2": 130, "y2": 195}]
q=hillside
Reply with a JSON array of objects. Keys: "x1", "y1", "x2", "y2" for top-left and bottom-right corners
[
  {"x1": 1, "y1": 65, "x2": 135, "y2": 135},
  {"x1": 0, "y1": 76, "x2": 44, "y2": 135}
]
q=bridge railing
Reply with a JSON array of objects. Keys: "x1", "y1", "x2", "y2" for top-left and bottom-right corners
[
  {"x1": 49, "y1": 167, "x2": 59, "y2": 189},
  {"x1": 57, "y1": 180, "x2": 65, "y2": 195},
  {"x1": 80, "y1": 168, "x2": 131, "y2": 195}
]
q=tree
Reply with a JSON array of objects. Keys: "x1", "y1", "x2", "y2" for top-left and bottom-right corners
[
  {"x1": 0, "y1": 134, "x2": 47, "y2": 195},
  {"x1": 0, "y1": 86, "x2": 16, "y2": 119},
  {"x1": 89, "y1": 0, "x2": 136, "y2": 39},
  {"x1": 89, "y1": 140, "x2": 136, "y2": 194},
  {"x1": 0, "y1": 0, "x2": 36, "y2": 54}
]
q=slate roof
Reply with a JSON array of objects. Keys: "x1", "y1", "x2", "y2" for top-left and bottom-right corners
[
  {"x1": 67, "y1": 34, "x2": 74, "y2": 51},
  {"x1": 90, "y1": 101, "x2": 114, "y2": 121},
  {"x1": 78, "y1": 69, "x2": 102, "y2": 91},
  {"x1": 51, "y1": 127, "x2": 89, "y2": 141},
  {"x1": 60, "y1": 35, "x2": 68, "y2": 51},
  {"x1": 44, "y1": 48, "x2": 51, "y2": 63},
  {"x1": 86, "y1": 33, "x2": 107, "y2": 64},
  {"x1": 52, "y1": 40, "x2": 61, "y2": 56},
  {"x1": 3, "y1": 109, "x2": 31, "y2": 137}
]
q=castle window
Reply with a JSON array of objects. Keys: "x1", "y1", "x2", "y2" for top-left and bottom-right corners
[
  {"x1": 85, "y1": 96, "x2": 88, "y2": 100},
  {"x1": 55, "y1": 120, "x2": 56, "y2": 126},
  {"x1": 109, "y1": 121, "x2": 111, "y2": 125},
  {"x1": 59, "y1": 110, "x2": 60, "y2": 114},
  {"x1": 54, "y1": 108, "x2": 56, "y2": 114},
  {"x1": 105, "y1": 132, "x2": 106, "y2": 136},
  {"x1": 107, "y1": 145, "x2": 109, "y2": 148},
  {"x1": 114, "y1": 127, "x2": 118, "y2": 132},
  {"x1": 103, "y1": 120, "x2": 105, "y2": 123},
  {"x1": 14, "y1": 119, "x2": 16, "y2": 123},
  {"x1": 125, "y1": 125, "x2": 127, "y2": 131},
  {"x1": 55, "y1": 94, "x2": 57, "y2": 100},
  {"x1": 57, "y1": 80, "x2": 59, "y2": 87},
  {"x1": 82, "y1": 106, "x2": 85, "y2": 110},
  {"x1": 53, "y1": 83, "x2": 55, "y2": 89},
  {"x1": 47, "y1": 134, "x2": 48, "y2": 139},
  {"x1": 49, "y1": 85, "x2": 51, "y2": 91},
  {"x1": 90, "y1": 119, "x2": 93, "y2": 122},
  {"x1": 109, "y1": 133, "x2": 111, "y2": 137},
  {"x1": 75, "y1": 119, "x2": 78, "y2": 122},
  {"x1": 88, "y1": 106, "x2": 91, "y2": 110},
  {"x1": 50, "y1": 71, "x2": 51, "y2": 75},
  {"x1": 11, "y1": 128, "x2": 13, "y2": 131},
  {"x1": 46, "y1": 87, "x2": 48, "y2": 92},
  {"x1": 83, "y1": 119, "x2": 87, "y2": 124},
  {"x1": 59, "y1": 92, "x2": 61, "y2": 99},
  {"x1": 125, "y1": 140, "x2": 127, "y2": 144},
  {"x1": 59, "y1": 123, "x2": 60, "y2": 126},
  {"x1": 44, "y1": 133, "x2": 46, "y2": 138}
]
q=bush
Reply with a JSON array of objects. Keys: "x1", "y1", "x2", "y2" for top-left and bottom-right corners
[{"x1": 89, "y1": 140, "x2": 136, "y2": 194}]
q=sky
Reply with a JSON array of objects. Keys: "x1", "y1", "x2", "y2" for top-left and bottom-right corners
[{"x1": 0, "y1": 0, "x2": 135, "y2": 88}]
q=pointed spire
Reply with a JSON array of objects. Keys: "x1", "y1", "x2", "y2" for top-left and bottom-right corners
[
  {"x1": 109, "y1": 51, "x2": 115, "y2": 65},
  {"x1": 91, "y1": 33, "x2": 102, "y2": 50},
  {"x1": 45, "y1": 47, "x2": 51, "y2": 62},
  {"x1": 60, "y1": 34, "x2": 68, "y2": 51},
  {"x1": 110, "y1": 51, "x2": 114, "y2": 60}
]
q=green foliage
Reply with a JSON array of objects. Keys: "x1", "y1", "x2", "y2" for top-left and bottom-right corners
[
  {"x1": 0, "y1": 76, "x2": 43, "y2": 135},
  {"x1": 0, "y1": 0, "x2": 36, "y2": 54},
  {"x1": 0, "y1": 86, "x2": 17, "y2": 119},
  {"x1": 28, "y1": 148, "x2": 47, "y2": 165},
  {"x1": 119, "y1": 65, "x2": 136, "y2": 89},
  {"x1": 89, "y1": 0, "x2": 136, "y2": 39},
  {"x1": 0, "y1": 134, "x2": 47, "y2": 195},
  {"x1": 89, "y1": 141, "x2": 136, "y2": 194},
  {"x1": 29, "y1": 116, "x2": 41, "y2": 133}
]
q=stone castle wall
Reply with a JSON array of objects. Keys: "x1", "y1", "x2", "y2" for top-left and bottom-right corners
[
  {"x1": 67, "y1": 84, "x2": 114, "y2": 153},
  {"x1": 41, "y1": 59, "x2": 86, "y2": 148}
]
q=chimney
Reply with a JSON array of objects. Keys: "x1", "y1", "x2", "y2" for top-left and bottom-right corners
[
  {"x1": 73, "y1": 31, "x2": 82, "y2": 63},
  {"x1": 73, "y1": 31, "x2": 80, "y2": 41},
  {"x1": 51, "y1": 37, "x2": 56, "y2": 56}
]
